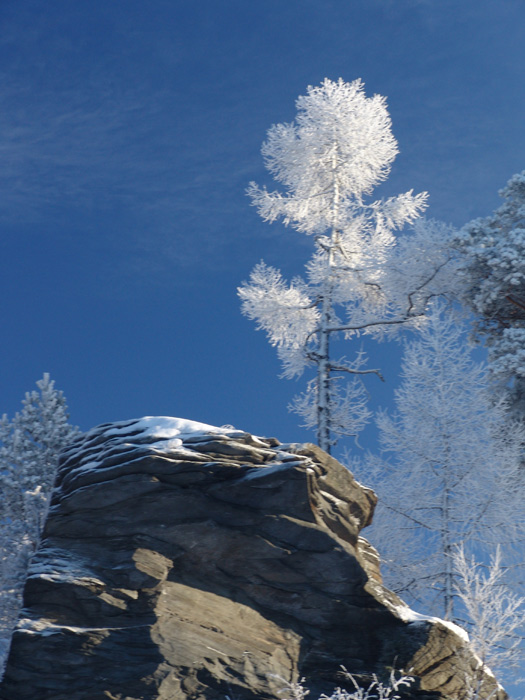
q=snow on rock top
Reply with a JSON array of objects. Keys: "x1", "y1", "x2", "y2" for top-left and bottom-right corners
[
  {"x1": 104, "y1": 416, "x2": 246, "y2": 441},
  {"x1": 52, "y1": 417, "x2": 283, "y2": 498},
  {"x1": 59, "y1": 416, "x2": 255, "y2": 469}
]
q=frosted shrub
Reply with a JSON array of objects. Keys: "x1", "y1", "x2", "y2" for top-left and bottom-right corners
[{"x1": 277, "y1": 670, "x2": 413, "y2": 700}]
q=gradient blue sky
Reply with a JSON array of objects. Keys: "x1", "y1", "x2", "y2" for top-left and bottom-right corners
[{"x1": 1, "y1": 0, "x2": 525, "y2": 454}]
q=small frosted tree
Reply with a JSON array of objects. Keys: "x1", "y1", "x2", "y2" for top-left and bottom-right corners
[
  {"x1": 353, "y1": 303, "x2": 524, "y2": 621},
  {"x1": 455, "y1": 170, "x2": 525, "y2": 421},
  {"x1": 453, "y1": 545, "x2": 525, "y2": 695},
  {"x1": 239, "y1": 78, "x2": 455, "y2": 452},
  {"x1": 0, "y1": 374, "x2": 79, "y2": 671}
]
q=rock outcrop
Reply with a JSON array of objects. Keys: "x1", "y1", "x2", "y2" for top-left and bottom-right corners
[{"x1": 0, "y1": 418, "x2": 505, "y2": 700}]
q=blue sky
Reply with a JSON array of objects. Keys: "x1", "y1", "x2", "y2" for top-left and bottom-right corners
[{"x1": 1, "y1": 0, "x2": 525, "y2": 455}]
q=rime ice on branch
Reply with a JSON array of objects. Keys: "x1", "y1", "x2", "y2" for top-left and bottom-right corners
[{"x1": 239, "y1": 78, "x2": 455, "y2": 452}]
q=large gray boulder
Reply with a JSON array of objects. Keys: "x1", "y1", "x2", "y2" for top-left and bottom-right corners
[{"x1": 0, "y1": 418, "x2": 504, "y2": 700}]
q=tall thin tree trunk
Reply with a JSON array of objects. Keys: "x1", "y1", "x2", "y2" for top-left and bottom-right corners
[
  {"x1": 317, "y1": 291, "x2": 332, "y2": 453},
  {"x1": 442, "y1": 481, "x2": 454, "y2": 620},
  {"x1": 316, "y1": 147, "x2": 340, "y2": 454}
]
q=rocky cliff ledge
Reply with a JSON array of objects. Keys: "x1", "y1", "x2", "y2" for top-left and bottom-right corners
[{"x1": 0, "y1": 418, "x2": 504, "y2": 700}]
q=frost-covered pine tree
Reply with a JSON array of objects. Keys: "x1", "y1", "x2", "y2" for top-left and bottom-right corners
[
  {"x1": 352, "y1": 303, "x2": 524, "y2": 621},
  {"x1": 0, "y1": 374, "x2": 79, "y2": 669},
  {"x1": 239, "y1": 78, "x2": 455, "y2": 452},
  {"x1": 455, "y1": 171, "x2": 525, "y2": 421},
  {"x1": 0, "y1": 373, "x2": 79, "y2": 545}
]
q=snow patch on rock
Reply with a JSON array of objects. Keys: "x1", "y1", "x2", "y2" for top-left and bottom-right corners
[{"x1": 395, "y1": 604, "x2": 470, "y2": 644}]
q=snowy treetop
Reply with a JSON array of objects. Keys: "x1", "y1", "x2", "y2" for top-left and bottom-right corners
[{"x1": 248, "y1": 77, "x2": 428, "y2": 237}]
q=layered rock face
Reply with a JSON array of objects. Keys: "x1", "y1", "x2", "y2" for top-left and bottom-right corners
[{"x1": 0, "y1": 418, "x2": 504, "y2": 700}]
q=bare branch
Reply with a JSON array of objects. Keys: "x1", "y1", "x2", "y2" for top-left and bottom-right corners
[
  {"x1": 329, "y1": 362, "x2": 384, "y2": 381},
  {"x1": 327, "y1": 314, "x2": 423, "y2": 334}
]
